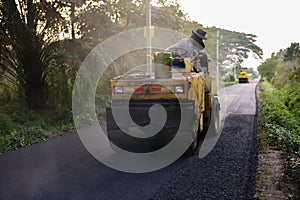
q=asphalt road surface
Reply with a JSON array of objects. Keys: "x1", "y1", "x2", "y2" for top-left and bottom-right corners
[{"x1": 0, "y1": 80, "x2": 259, "y2": 200}]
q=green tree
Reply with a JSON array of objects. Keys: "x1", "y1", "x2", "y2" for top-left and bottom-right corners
[
  {"x1": 44, "y1": 39, "x2": 92, "y2": 117},
  {"x1": 216, "y1": 29, "x2": 263, "y2": 66},
  {"x1": 284, "y1": 42, "x2": 300, "y2": 61},
  {"x1": 76, "y1": 1, "x2": 119, "y2": 44},
  {"x1": 152, "y1": 0, "x2": 187, "y2": 30},
  {"x1": 258, "y1": 57, "x2": 280, "y2": 81},
  {"x1": 0, "y1": 0, "x2": 66, "y2": 109}
]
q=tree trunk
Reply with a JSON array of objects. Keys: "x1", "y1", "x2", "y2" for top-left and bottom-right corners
[
  {"x1": 23, "y1": 49, "x2": 45, "y2": 109},
  {"x1": 3, "y1": 0, "x2": 46, "y2": 109}
]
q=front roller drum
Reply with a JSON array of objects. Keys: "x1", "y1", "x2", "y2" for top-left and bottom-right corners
[{"x1": 106, "y1": 102, "x2": 195, "y2": 153}]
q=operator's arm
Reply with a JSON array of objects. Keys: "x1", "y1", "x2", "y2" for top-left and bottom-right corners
[
  {"x1": 200, "y1": 52, "x2": 208, "y2": 68},
  {"x1": 199, "y1": 52, "x2": 209, "y2": 74}
]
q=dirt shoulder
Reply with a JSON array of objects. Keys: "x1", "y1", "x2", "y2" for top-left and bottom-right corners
[{"x1": 256, "y1": 149, "x2": 287, "y2": 199}]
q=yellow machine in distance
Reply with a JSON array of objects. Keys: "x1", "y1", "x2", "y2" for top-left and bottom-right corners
[{"x1": 238, "y1": 68, "x2": 249, "y2": 84}]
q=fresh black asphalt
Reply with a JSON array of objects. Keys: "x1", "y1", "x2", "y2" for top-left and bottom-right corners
[{"x1": 0, "y1": 80, "x2": 259, "y2": 200}]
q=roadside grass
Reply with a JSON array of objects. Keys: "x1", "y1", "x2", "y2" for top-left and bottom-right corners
[
  {"x1": 0, "y1": 97, "x2": 110, "y2": 154},
  {"x1": 0, "y1": 106, "x2": 74, "y2": 154},
  {"x1": 224, "y1": 81, "x2": 236, "y2": 87},
  {"x1": 258, "y1": 81, "x2": 300, "y2": 199}
]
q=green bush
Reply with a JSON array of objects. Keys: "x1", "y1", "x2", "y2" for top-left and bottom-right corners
[
  {"x1": 0, "y1": 106, "x2": 74, "y2": 154},
  {"x1": 260, "y1": 81, "x2": 300, "y2": 195},
  {"x1": 0, "y1": 113, "x2": 14, "y2": 136},
  {"x1": 280, "y1": 83, "x2": 300, "y2": 119},
  {"x1": 0, "y1": 128, "x2": 48, "y2": 154},
  {"x1": 222, "y1": 74, "x2": 235, "y2": 82},
  {"x1": 261, "y1": 82, "x2": 300, "y2": 153}
]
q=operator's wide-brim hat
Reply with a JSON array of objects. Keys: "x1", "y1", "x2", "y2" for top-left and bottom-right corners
[{"x1": 192, "y1": 28, "x2": 207, "y2": 40}]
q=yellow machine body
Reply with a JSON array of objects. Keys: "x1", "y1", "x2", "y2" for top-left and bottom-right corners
[
  {"x1": 106, "y1": 52, "x2": 219, "y2": 153},
  {"x1": 238, "y1": 68, "x2": 249, "y2": 83}
]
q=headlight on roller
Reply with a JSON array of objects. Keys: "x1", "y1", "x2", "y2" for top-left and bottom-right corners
[
  {"x1": 114, "y1": 86, "x2": 123, "y2": 94},
  {"x1": 174, "y1": 85, "x2": 184, "y2": 93}
]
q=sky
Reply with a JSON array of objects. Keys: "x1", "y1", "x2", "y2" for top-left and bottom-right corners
[{"x1": 177, "y1": 0, "x2": 300, "y2": 68}]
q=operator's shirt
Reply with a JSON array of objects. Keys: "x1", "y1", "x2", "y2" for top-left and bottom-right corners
[
  {"x1": 166, "y1": 37, "x2": 204, "y2": 57},
  {"x1": 166, "y1": 37, "x2": 208, "y2": 73}
]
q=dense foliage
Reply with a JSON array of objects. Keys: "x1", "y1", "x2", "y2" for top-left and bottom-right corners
[
  {"x1": 260, "y1": 82, "x2": 300, "y2": 152},
  {"x1": 258, "y1": 43, "x2": 300, "y2": 197},
  {"x1": 0, "y1": 106, "x2": 74, "y2": 154}
]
